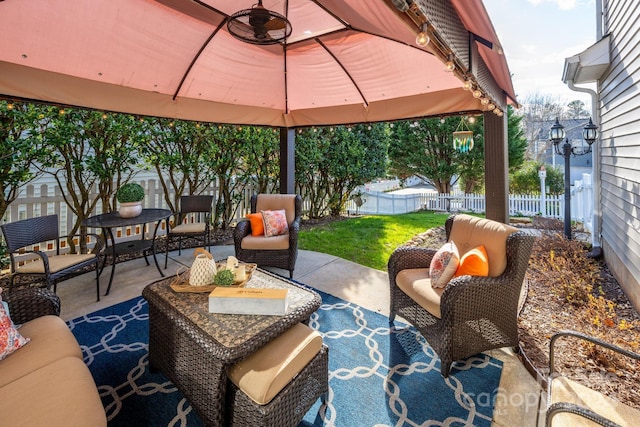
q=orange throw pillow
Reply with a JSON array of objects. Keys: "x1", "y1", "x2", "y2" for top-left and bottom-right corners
[
  {"x1": 246, "y1": 213, "x2": 265, "y2": 236},
  {"x1": 454, "y1": 245, "x2": 489, "y2": 277}
]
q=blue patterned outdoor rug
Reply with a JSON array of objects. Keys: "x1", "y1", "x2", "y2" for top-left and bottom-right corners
[{"x1": 68, "y1": 290, "x2": 502, "y2": 427}]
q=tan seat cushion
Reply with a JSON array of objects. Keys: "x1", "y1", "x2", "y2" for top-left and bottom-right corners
[
  {"x1": 16, "y1": 253, "x2": 95, "y2": 274},
  {"x1": 448, "y1": 214, "x2": 517, "y2": 277},
  {"x1": 170, "y1": 222, "x2": 206, "y2": 234},
  {"x1": 255, "y1": 194, "x2": 297, "y2": 225},
  {"x1": 550, "y1": 376, "x2": 640, "y2": 426},
  {"x1": 228, "y1": 323, "x2": 323, "y2": 405},
  {"x1": 0, "y1": 356, "x2": 107, "y2": 427},
  {"x1": 241, "y1": 234, "x2": 289, "y2": 250},
  {"x1": 0, "y1": 315, "x2": 82, "y2": 388},
  {"x1": 395, "y1": 268, "x2": 444, "y2": 318}
]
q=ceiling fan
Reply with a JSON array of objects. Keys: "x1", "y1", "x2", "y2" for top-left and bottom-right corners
[{"x1": 227, "y1": 1, "x2": 292, "y2": 45}]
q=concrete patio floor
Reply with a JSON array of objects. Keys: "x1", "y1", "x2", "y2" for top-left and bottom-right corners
[{"x1": 55, "y1": 245, "x2": 545, "y2": 427}]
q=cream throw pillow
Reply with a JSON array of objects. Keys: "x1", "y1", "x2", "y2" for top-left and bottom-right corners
[{"x1": 429, "y1": 241, "x2": 460, "y2": 288}]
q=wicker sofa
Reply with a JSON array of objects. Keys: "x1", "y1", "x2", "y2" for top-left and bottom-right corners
[
  {"x1": 0, "y1": 287, "x2": 106, "y2": 427},
  {"x1": 388, "y1": 214, "x2": 535, "y2": 377}
]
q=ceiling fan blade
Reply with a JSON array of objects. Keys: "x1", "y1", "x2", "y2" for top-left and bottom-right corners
[{"x1": 264, "y1": 17, "x2": 287, "y2": 31}]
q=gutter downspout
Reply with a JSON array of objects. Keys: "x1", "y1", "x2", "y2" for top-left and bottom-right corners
[
  {"x1": 566, "y1": 81, "x2": 601, "y2": 251},
  {"x1": 564, "y1": 0, "x2": 604, "y2": 253}
]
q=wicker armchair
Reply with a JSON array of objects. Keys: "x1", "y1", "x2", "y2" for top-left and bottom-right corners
[
  {"x1": 388, "y1": 214, "x2": 535, "y2": 377},
  {"x1": 546, "y1": 330, "x2": 640, "y2": 426},
  {"x1": 1, "y1": 214, "x2": 101, "y2": 301},
  {"x1": 234, "y1": 194, "x2": 301, "y2": 278},
  {"x1": 2, "y1": 287, "x2": 61, "y2": 325},
  {"x1": 164, "y1": 195, "x2": 214, "y2": 268}
]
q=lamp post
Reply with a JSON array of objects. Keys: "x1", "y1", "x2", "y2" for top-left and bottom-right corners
[{"x1": 549, "y1": 117, "x2": 598, "y2": 239}]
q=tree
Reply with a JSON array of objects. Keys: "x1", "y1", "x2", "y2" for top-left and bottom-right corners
[
  {"x1": 388, "y1": 118, "x2": 461, "y2": 193},
  {"x1": 506, "y1": 105, "x2": 528, "y2": 172},
  {"x1": 518, "y1": 92, "x2": 565, "y2": 161},
  {"x1": 296, "y1": 124, "x2": 389, "y2": 217},
  {"x1": 566, "y1": 100, "x2": 589, "y2": 119},
  {"x1": 206, "y1": 124, "x2": 253, "y2": 228},
  {"x1": 509, "y1": 161, "x2": 564, "y2": 195},
  {"x1": 141, "y1": 118, "x2": 216, "y2": 215},
  {"x1": 239, "y1": 127, "x2": 280, "y2": 194},
  {"x1": 0, "y1": 101, "x2": 49, "y2": 220},
  {"x1": 40, "y1": 108, "x2": 143, "y2": 251}
]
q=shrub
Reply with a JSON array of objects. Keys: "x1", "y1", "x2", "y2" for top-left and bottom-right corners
[
  {"x1": 116, "y1": 182, "x2": 145, "y2": 203},
  {"x1": 527, "y1": 232, "x2": 599, "y2": 306}
]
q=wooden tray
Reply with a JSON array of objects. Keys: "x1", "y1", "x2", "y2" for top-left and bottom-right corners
[{"x1": 170, "y1": 261, "x2": 257, "y2": 293}]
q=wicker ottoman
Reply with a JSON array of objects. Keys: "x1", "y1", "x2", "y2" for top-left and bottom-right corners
[{"x1": 226, "y1": 323, "x2": 329, "y2": 427}]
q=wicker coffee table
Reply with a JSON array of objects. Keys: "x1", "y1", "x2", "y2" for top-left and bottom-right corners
[{"x1": 142, "y1": 269, "x2": 322, "y2": 427}]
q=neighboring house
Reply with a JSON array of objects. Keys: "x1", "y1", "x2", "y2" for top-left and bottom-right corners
[{"x1": 563, "y1": 0, "x2": 640, "y2": 310}]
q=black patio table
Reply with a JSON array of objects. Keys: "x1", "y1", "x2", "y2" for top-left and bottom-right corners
[{"x1": 83, "y1": 208, "x2": 171, "y2": 296}]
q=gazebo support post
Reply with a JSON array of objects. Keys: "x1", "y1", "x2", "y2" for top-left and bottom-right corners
[{"x1": 483, "y1": 110, "x2": 509, "y2": 224}]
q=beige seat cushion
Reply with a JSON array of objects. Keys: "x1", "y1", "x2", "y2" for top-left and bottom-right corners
[
  {"x1": 0, "y1": 356, "x2": 107, "y2": 427},
  {"x1": 448, "y1": 214, "x2": 517, "y2": 277},
  {"x1": 241, "y1": 234, "x2": 289, "y2": 250},
  {"x1": 16, "y1": 254, "x2": 95, "y2": 274},
  {"x1": 550, "y1": 376, "x2": 640, "y2": 426},
  {"x1": 0, "y1": 315, "x2": 83, "y2": 387},
  {"x1": 395, "y1": 268, "x2": 445, "y2": 318},
  {"x1": 255, "y1": 194, "x2": 297, "y2": 225},
  {"x1": 170, "y1": 222, "x2": 206, "y2": 234},
  {"x1": 228, "y1": 323, "x2": 323, "y2": 405}
]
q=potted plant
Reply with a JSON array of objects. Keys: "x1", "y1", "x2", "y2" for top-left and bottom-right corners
[{"x1": 116, "y1": 182, "x2": 145, "y2": 218}]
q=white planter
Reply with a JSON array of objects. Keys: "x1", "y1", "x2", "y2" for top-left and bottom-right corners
[{"x1": 118, "y1": 201, "x2": 142, "y2": 218}]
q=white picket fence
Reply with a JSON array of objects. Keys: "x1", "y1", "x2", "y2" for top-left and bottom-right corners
[
  {"x1": 345, "y1": 173, "x2": 594, "y2": 232},
  {"x1": 3, "y1": 174, "x2": 595, "y2": 243}
]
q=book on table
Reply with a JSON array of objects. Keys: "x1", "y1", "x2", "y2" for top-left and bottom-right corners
[{"x1": 208, "y1": 287, "x2": 289, "y2": 315}]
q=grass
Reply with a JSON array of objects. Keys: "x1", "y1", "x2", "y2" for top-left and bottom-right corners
[{"x1": 298, "y1": 212, "x2": 449, "y2": 271}]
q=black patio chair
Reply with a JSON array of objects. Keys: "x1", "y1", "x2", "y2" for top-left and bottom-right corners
[
  {"x1": 164, "y1": 195, "x2": 214, "y2": 268},
  {"x1": 0, "y1": 214, "x2": 101, "y2": 301}
]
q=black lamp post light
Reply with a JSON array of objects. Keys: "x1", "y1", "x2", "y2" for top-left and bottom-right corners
[{"x1": 549, "y1": 117, "x2": 598, "y2": 239}]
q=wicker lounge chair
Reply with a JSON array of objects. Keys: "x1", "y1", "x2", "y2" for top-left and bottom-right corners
[
  {"x1": 388, "y1": 214, "x2": 535, "y2": 377},
  {"x1": 1, "y1": 214, "x2": 101, "y2": 301},
  {"x1": 164, "y1": 195, "x2": 214, "y2": 268},
  {"x1": 234, "y1": 194, "x2": 301, "y2": 278},
  {"x1": 2, "y1": 287, "x2": 61, "y2": 324},
  {"x1": 546, "y1": 330, "x2": 640, "y2": 426}
]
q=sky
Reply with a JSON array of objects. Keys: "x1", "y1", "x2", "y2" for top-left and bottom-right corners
[{"x1": 483, "y1": 0, "x2": 598, "y2": 107}]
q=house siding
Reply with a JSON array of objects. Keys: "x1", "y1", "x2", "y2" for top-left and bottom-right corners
[{"x1": 599, "y1": 0, "x2": 640, "y2": 308}]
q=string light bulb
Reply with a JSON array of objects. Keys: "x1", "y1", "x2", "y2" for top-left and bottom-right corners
[
  {"x1": 415, "y1": 23, "x2": 430, "y2": 47},
  {"x1": 6, "y1": 102, "x2": 14, "y2": 110},
  {"x1": 462, "y1": 80, "x2": 472, "y2": 91},
  {"x1": 480, "y1": 97, "x2": 489, "y2": 106},
  {"x1": 445, "y1": 54, "x2": 455, "y2": 71},
  {"x1": 472, "y1": 89, "x2": 482, "y2": 99}
]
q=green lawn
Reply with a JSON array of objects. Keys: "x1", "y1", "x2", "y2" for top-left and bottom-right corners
[{"x1": 298, "y1": 212, "x2": 449, "y2": 271}]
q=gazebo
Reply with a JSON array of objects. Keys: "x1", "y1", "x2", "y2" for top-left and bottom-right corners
[{"x1": 0, "y1": 0, "x2": 516, "y2": 221}]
